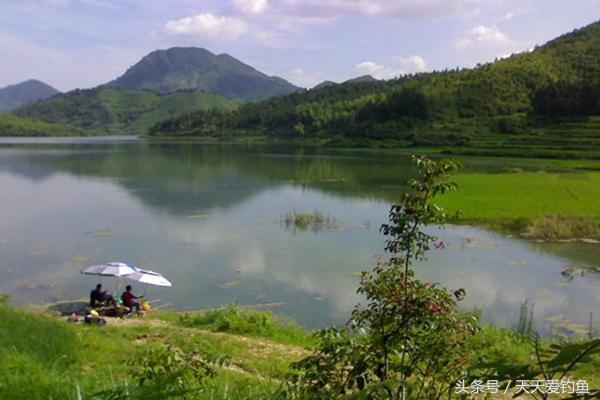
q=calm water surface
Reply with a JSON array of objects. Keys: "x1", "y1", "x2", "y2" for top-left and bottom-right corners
[{"x1": 0, "y1": 138, "x2": 598, "y2": 334}]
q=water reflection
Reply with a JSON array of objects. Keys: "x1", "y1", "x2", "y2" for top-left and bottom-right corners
[{"x1": 0, "y1": 141, "x2": 598, "y2": 333}]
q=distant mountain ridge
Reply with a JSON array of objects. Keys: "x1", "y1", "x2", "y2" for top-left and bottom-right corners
[
  {"x1": 0, "y1": 80, "x2": 60, "y2": 112},
  {"x1": 106, "y1": 47, "x2": 301, "y2": 101},
  {"x1": 148, "y1": 20, "x2": 600, "y2": 159},
  {"x1": 15, "y1": 88, "x2": 238, "y2": 134},
  {"x1": 312, "y1": 81, "x2": 337, "y2": 90},
  {"x1": 312, "y1": 76, "x2": 377, "y2": 90},
  {"x1": 343, "y1": 75, "x2": 377, "y2": 84}
]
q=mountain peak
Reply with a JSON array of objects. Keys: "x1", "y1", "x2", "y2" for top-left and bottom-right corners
[
  {"x1": 312, "y1": 80, "x2": 338, "y2": 90},
  {"x1": 0, "y1": 79, "x2": 60, "y2": 112},
  {"x1": 107, "y1": 47, "x2": 300, "y2": 101},
  {"x1": 344, "y1": 75, "x2": 377, "y2": 84}
]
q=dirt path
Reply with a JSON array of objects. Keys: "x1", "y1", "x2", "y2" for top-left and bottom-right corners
[{"x1": 107, "y1": 315, "x2": 309, "y2": 359}]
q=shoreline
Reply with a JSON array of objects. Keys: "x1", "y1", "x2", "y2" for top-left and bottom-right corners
[
  {"x1": 2, "y1": 135, "x2": 599, "y2": 242},
  {"x1": 2, "y1": 133, "x2": 600, "y2": 169},
  {"x1": 449, "y1": 218, "x2": 600, "y2": 244},
  {"x1": 147, "y1": 134, "x2": 600, "y2": 163}
]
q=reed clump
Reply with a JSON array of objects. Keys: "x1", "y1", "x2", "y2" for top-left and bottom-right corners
[{"x1": 281, "y1": 209, "x2": 339, "y2": 232}]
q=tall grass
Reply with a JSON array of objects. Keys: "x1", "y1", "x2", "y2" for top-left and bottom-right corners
[
  {"x1": 174, "y1": 304, "x2": 314, "y2": 346},
  {"x1": 437, "y1": 171, "x2": 600, "y2": 239},
  {"x1": 0, "y1": 304, "x2": 81, "y2": 399},
  {"x1": 524, "y1": 214, "x2": 600, "y2": 240},
  {"x1": 281, "y1": 209, "x2": 338, "y2": 233},
  {"x1": 1, "y1": 301, "x2": 600, "y2": 396},
  {"x1": 439, "y1": 172, "x2": 600, "y2": 220}
]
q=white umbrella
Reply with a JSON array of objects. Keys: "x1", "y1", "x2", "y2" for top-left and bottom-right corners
[
  {"x1": 124, "y1": 268, "x2": 172, "y2": 287},
  {"x1": 81, "y1": 262, "x2": 136, "y2": 277}
]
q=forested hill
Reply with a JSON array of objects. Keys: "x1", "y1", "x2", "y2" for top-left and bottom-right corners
[
  {"x1": 15, "y1": 88, "x2": 238, "y2": 134},
  {"x1": 0, "y1": 113, "x2": 85, "y2": 136},
  {"x1": 106, "y1": 47, "x2": 301, "y2": 101},
  {"x1": 149, "y1": 21, "x2": 600, "y2": 158},
  {"x1": 0, "y1": 80, "x2": 60, "y2": 112}
]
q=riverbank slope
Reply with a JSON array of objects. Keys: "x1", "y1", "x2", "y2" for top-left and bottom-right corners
[{"x1": 2, "y1": 301, "x2": 599, "y2": 399}]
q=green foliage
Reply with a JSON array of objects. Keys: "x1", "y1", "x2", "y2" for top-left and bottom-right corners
[
  {"x1": 288, "y1": 157, "x2": 477, "y2": 400},
  {"x1": 517, "y1": 300, "x2": 536, "y2": 336},
  {"x1": 93, "y1": 345, "x2": 215, "y2": 400},
  {"x1": 176, "y1": 304, "x2": 313, "y2": 346},
  {"x1": 437, "y1": 171, "x2": 600, "y2": 238},
  {"x1": 0, "y1": 300, "x2": 599, "y2": 398},
  {"x1": 281, "y1": 209, "x2": 339, "y2": 232},
  {"x1": 524, "y1": 214, "x2": 600, "y2": 241},
  {"x1": 148, "y1": 21, "x2": 600, "y2": 159},
  {"x1": 0, "y1": 304, "x2": 81, "y2": 399},
  {"x1": 473, "y1": 335, "x2": 600, "y2": 399},
  {"x1": 0, "y1": 112, "x2": 86, "y2": 136},
  {"x1": 0, "y1": 305, "x2": 78, "y2": 369},
  {"x1": 380, "y1": 156, "x2": 462, "y2": 262},
  {"x1": 15, "y1": 88, "x2": 238, "y2": 134}
]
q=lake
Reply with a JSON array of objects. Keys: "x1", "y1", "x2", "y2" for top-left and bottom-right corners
[{"x1": 0, "y1": 137, "x2": 598, "y2": 335}]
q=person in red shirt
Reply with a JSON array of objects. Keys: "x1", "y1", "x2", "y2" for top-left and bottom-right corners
[{"x1": 121, "y1": 285, "x2": 141, "y2": 312}]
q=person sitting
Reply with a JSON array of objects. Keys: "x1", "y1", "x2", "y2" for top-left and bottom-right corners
[
  {"x1": 121, "y1": 285, "x2": 142, "y2": 312},
  {"x1": 90, "y1": 284, "x2": 115, "y2": 307}
]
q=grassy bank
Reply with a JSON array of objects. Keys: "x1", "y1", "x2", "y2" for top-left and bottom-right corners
[
  {"x1": 0, "y1": 303, "x2": 309, "y2": 399},
  {"x1": 437, "y1": 171, "x2": 600, "y2": 240},
  {"x1": 1, "y1": 301, "x2": 599, "y2": 399}
]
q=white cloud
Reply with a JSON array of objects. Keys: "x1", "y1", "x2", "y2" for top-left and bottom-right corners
[
  {"x1": 393, "y1": 55, "x2": 427, "y2": 72},
  {"x1": 161, "y1": 0, "x2": 495, "y2": 49},
  {"x1": 233, "y1": 0, "x2": 269, "y2": 14},
  {"x1": 355, "y1": 54, "x2": 427, "y2": 80},
  {"x1": 455, "y1": 25, "x2": 511, "y2": 49},
  {"x1": 355, "y1": 61, "x2": 384, "y2": 75},
  {"x1": 163, "y1": 10, "x2": 287, "y2": 47},
  {"x1": 355, "y1": 61, "x2": 400, "y2": 79},
  {"x1": 164, "y1": 13, "x2": 248, "y2": 40}
]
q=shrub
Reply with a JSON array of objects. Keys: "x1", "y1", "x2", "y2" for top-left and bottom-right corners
[{"x1": 288, "y1": 156, "x2": 477, "y2": 400}]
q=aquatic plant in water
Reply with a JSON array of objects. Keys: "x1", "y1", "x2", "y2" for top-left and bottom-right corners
[{"x1": 281, "y1": 209, "x2": 339, "y2": 233}]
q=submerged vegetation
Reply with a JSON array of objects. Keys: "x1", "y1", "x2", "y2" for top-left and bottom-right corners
[{"x1": 281, "y1": 209, "x2": 339, "y2": 233}]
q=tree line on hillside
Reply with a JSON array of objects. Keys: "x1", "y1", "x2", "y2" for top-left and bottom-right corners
[{"x1": 149, "y1": 21, "x2": 600, "y2": 144}]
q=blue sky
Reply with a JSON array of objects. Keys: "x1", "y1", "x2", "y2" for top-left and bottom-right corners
[{"x1": 1, "y1": 0, "x2": 598, "y2": 91}]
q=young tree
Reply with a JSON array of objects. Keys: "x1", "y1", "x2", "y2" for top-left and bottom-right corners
[{"x1": 288, "y1": 156, "x2": 477, "y2": 400}]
